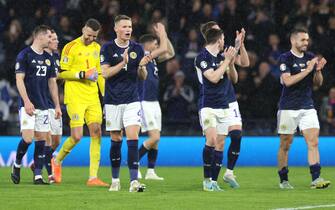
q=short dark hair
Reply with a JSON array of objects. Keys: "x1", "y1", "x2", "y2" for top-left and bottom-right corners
[
  {"x1": 290, "y1": 27, "x2": 308, "y2": 38},
  {"x1": 85, "y1": 18, "x2": 101, "y2": 31},
  {"x1": 139, "y1": 34, "x2": 159, "y2": 44},
  {"x1": 200, "y1": 21, "x2": 218, "y2": 38},
  {"x1": 32, "y1": 25, "x2": 51, "y2": 38},
  {"x1": 114, "y1": 15, "x2": 131, "y2": 25},
  {"x1": 205, "y1": 28, "x2": 223, "y2": 45}
]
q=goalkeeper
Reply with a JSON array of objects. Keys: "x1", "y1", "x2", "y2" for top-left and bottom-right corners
[{"x1": 52, "y1": 19, "x2": 108, "y2": 187}]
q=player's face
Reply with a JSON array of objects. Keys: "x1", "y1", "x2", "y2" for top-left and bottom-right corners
[
  {"x1": 48, "y1": 33, "x2": 59, "y2": 51},
  {"x1": 40, "y1": 30, "x2": 52, "y2": 49},
  {"x1": 145, "y1": 40, "x2": 158, "y2": 52},
  {"x1": 218, "y1": 34, "x2": 225, "y2": 51},
  {"x1": 293, "y1": 32, "x2": 309, "y2": 52},
  {"x1": 82, "y1": 26, "x2": 99, "y2": 45},
  {"x1": 115, "y1": 20, "x2": 132, "y2": 41}
]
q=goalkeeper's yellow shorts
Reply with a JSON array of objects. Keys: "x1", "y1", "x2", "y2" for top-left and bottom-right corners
[{"x1": 66, "y1": 101, "x2": 102, "y2": 128}]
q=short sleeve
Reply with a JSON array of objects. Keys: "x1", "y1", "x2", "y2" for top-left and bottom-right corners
[
  {"x1": 15, "y1": 51, "x2": 27, "y2": 74},
  {"x1": 278, "y1": 54, "x2": 291, "y2": 74},
  {"x1": 195, "y1": 55, "x2": 211, "y2": 73},
  {"x1": 100, "y1": 44, "x2": 111, "y2": 65}
]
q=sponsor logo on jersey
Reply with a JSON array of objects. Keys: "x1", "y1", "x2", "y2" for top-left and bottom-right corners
[
  {"x1": 204, "y1": 118, "x2": 210, "y2": 126},
  {"x1": 32, "y1": 59, "x2": 36, "y2": 63},
  {"x1": 293, "y1": 63, "x2": 298, "y2": 67},
  {"x1": 113, "y1": 53, "x2": 118, "y2": 57},
  {"x1": 106, "y1": 120, "x2": 111, "y2": 127},
  {"x1": 22, "y1": 120, "x2": 28, "y2": 126},
  {"x1": 130, "y1": 52, "x2": 137, "y2": 59}
]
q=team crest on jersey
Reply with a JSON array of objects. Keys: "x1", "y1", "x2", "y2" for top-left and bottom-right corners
[
  {"x1": 149, "y1": 121, "x2": 154, "y2": 126},
  {"x1": 204, "y1": 118, "x2": 210, "y2": 126},
  {"x1": 56, "y1": 59, "x2": 60, "y2": 66},
  {"x1": 63, "y1": 56, "x2": 69, "y2": 63},
  {"x1": 93, "y1": 51, "x2": 99, "y2": 58},
  {"x1": 106, "y1": 120, "x2": 111, "y2": 127},
  {"x1": 280, "y1": 64, "x2": 286, "y2": 71},
  {"x1": 45, "y1": 59, "x2": 51, "y2": 66},
  {"x1": 22, "y1": 120, "x2": 28, "y2": 126},
  {"x1": 200, "y1": 61, "x2": 208, "y2": 69},
  {"x1": 15, "y1": 62, "x2": 20, "y2": 70},
  {"x1": 129, "y1": 52, "x2": 137, "y2": 59},
  {"x1": 100, "y1": 55, "x2": 105, "y2": 62}
]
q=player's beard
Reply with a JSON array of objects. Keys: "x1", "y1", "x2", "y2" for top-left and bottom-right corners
[{"x1": 297, "y1": 44, "x2": 308, "y2": 53}]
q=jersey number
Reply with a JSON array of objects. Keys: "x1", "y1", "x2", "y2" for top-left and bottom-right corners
[
  {"x1": 123, "y1": 64, "x2": 128, "y2": 71},
  {"x1": 36, "y1": 65, "x2": 47, "y2": 76}
]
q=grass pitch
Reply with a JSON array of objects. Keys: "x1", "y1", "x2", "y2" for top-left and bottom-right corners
[{"x1": 0, "y1": 167, "x2": 334, "y2": 210}]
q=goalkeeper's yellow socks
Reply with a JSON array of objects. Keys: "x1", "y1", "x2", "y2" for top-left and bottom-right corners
[
  {"x1": 89, "y1": 136, "x2": 101, "y2": 178},
  {"x1": 56, "y1": 137, "x2": 77, "y2": 163}
]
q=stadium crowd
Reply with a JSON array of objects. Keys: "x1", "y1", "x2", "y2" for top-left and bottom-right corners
[{"x1": 0, "y1": 0, "x2": 335, "y2": 135}]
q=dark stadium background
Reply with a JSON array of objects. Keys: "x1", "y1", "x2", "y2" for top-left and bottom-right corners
[{"x1": 0, "y1": 0, "x2": 334, "y2": 136}]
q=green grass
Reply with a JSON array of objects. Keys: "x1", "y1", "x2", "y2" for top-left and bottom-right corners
[{"x1": 0, "y1": 167, "x2": 334, "y2": 210}]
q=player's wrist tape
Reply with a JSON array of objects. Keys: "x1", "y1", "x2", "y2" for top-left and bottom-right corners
[{"x1": 79, "y1": 71, "x2": 85, "y2": 79}]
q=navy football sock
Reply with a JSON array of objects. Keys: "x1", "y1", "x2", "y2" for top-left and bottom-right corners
[
  {"x1": 227, "y1": 130, "x2": 242, "y2": 170},
  {"x1": 310, "y1": 163, "x2": 321, "y2": 181},
  {"x1": 278, "y1": 166, "x2": 289, "y2": 183},
  {"x1": 110, "y1": 140, "x2": 122, "y2": 179},
  {"x1": 211, "y1": 150, "x2": 223, "y2": 181},
  {"x1": 148, "y1": 149, "x2": 158, "y2": 169},
  {"x1": 34, "y1": 141, "x2": 45, "y2": 177},
  {"x1": 127, "y1": 140, "x2": 139, "y2": 181},
  {"x1": 138, "y1": 144, "x2": 149, "y2": 161},
  {"x1": 44, "y1": 146, "x2": 52, "y2": 176},
  {"x1": 203, "y1": 145, "x2": 214, "y2": 179},
  {"x1": 15, "y1": 139, "x2": 31, "y2": 165}
]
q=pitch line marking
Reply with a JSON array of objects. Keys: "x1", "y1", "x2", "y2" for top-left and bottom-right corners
[{"x1": 272, "y1": 204, "x2": 335, "y2": 210}]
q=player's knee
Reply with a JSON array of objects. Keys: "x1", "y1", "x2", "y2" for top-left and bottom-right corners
[
  {"x1": 111, "y1": 132, "x2": 122, "y2": 141},
  {"x1": 91, "y1": 127, "x2": 101, "y2": 138},
  {"x1": 307, "y1": 139, "x2": 319, "y2": 149},
  {"x1": 72, "y1": 133, "x2": 82, "y2": 142},
  {"x1": 23, "y1": 137, "x2": 33, "y2": 144},
  {"x1": 215, "y1": 142, "x2": 224, "y2": 151}
]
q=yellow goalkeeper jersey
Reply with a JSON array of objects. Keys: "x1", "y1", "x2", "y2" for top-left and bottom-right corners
[{"x1": 60, "y1": 37, "x2": 103, "y2": 104}]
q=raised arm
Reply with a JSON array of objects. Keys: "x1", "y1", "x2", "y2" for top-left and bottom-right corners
[
  {"x1": 234, "y1": 28, "x2": 250, "y2": 67},
  {"x1": 203, "y1": 47, "x2": 236, "y2": 84},
  {"x1": 313, "y1": 57, "x2": 326, "y2": 87},
  {"x1": 102, "y1": 48, "x2": 128, "y2": 79},
  {"x1": 227, "y1": 61, "x2": 238, "y2": 84},
  {"x1": 281, "y1": 57, "x2": 317, "y2": 87},
  {"x1": 149, "y1": 23, "x2": 168, "y2": 60}
]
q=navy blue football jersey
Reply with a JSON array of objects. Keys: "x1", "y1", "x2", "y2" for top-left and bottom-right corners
[
  {"x1": 138, "y1": 55, "x2": 159, "y2": 101},
  {"x1": 15, "y1": 47, "x2": 57, "y2": 110},
  {"x1": 46, "y1": 52, "x2": 60, "y2": 108},
  {"x1": 278, "y1": 50, "x2": 316, "y2": 110},
  {"x1": 101, "y1": 40, "x2": 144, "y2": 105},
  {"x1": 194, "y1": 48, "x2": 230, "y2": 110}
]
